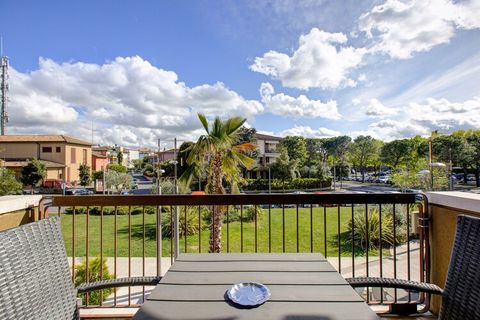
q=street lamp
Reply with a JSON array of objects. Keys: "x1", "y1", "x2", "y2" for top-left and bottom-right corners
[
  {"x1": 268, "y1": 166, "x2": 271, "y2": 194},
  {"x1": 156, "y1": 168, "x2": 165, "y2": 194},
  {"x1": 429, "y1": 162, "x2": 446, "y2": 190}
]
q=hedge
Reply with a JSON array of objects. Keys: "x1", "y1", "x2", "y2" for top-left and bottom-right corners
[{"x1": 243, "y1": 177, "x2": 332, "y2": 191}]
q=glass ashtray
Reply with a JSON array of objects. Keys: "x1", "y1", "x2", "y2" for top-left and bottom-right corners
[{"x1": 226, "y1": 282, "x2": 271, "y2": 307}]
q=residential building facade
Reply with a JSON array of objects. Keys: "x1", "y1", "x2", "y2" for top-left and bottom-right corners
[
  {"x1": 0, "y1": 135, "x2": 92, "y2": 183},
  {"x1": 247, "y1": 133, "x2": 282, "y2": 179}
]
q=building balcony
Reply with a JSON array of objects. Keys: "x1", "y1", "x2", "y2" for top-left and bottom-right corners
[{"x1": 1, "y1": 191, "x2": 479, "y2": 319}]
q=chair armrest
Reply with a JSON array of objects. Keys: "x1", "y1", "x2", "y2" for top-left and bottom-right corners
[
  {"x1": 346, "y1": 277, "x2": 443, "y2": 295},
  {"x1": 76, "y1": 276, "x2": 162, "y2": 294}
]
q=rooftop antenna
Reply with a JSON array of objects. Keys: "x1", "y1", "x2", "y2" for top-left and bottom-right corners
[{"x1": 0, "y1": 36, "x2": 9, "y2": 135}]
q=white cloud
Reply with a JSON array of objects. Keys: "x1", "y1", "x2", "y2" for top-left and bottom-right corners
[
  {"x1": 352, "y1": 96, "x2": 480, "y2": 141},
  {"x1": 363, "y1": 98, "x2": 397, "y2": 117},
  {"x1": 8, "y1": 56, "x2": 263, "y2": 147},
  {"x1": 359, "y1": 0, "x2": 480, "y2": 59},
  {"x1": 250, "y1": 28, "x2": 366, "y2": 90},
  {"x1": 405, "y1": 96, "x2": 480, "y2": 131},
  {"x1": 260, "y1": 82, "x2": 341, "y2": 119},
  {"x1": 279, "y1": 125, "x2": 341, "y2": 138}
]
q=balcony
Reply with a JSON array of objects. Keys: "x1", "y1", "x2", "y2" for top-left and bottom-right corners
[{"x1": 2, "y1": 191, "x2": 479, "y2": 318}]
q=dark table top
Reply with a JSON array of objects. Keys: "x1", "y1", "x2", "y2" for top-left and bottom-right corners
[{"x1": 133, "y1": 253, "x2": 379, "y2": 320}]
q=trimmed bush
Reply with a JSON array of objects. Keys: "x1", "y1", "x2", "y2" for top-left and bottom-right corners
[{"x1": 243, "y1": 177, "x2": 332, "y2": 191}]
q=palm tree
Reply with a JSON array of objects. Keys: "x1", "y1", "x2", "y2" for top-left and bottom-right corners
[{"x1": 180, "y1": 113, "x2": 256, "y2": 252}]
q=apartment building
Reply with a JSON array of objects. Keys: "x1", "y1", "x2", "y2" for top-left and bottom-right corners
[
  {"x1": 247, "y1": 133, "x2": 282, "y2": 179},
  {"x1": 0, "y1": 135, "x2": 92, "y2": 183}
]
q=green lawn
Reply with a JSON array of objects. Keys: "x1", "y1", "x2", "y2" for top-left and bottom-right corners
[{"x1": 58, "y1": 206, "x2": 389, "y2": 257}]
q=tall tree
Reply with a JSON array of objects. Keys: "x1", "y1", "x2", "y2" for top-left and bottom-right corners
[
  {"x1": 380, "y1": 139, "x2": 414, "y2": 169},
  {"x1": 304, "y1": 138, "x2": 323, "y2": 166},
  {"x1": 433, "y1": 134, "x2": 474, "y2": 184},
  {"x1": 21, "y1": 159, "x2": 46, "y2": 193},
  {"x1": 465, "y1": 130, "x2": 480, "y2": 186},
  {"x1": 117, "y1": 151, "x2": 124, "y2": 165},
  {"x1": 323, "y1": 136, "x2": 352, "y2": 182},
  {"x1": 269, "y1": 146, "x2": 300, "y2": 190},
  {"x1": 179, "y1": 114, "x2": 256, "y2": 253},
  {"x1": 280, "y1": 136, "x2": 308, "y2": 168},
  {"x1": 236, "y1": 126, "x2": 257, "y2": 145},
  {"x1": 78, "y1": 164, "x2": 91, "y2": 187},
  {"x1": 348, "y1": 136, "x2": 380, "y2": 182}
]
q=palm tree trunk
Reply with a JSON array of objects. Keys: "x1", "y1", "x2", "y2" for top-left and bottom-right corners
[{"x1": 209, "y1": 153, "x2": 224, "y2": 253}]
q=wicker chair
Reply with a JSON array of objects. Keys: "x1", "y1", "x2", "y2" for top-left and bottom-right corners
[
  {"x1": 347, "y1": 215, "x2": 480, "y2": 319},
  {"x1": 0, "y1": 217, "x2": 161, "y2": 320}
]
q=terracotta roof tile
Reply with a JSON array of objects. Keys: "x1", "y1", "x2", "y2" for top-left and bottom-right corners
[{"x1": 0, "y1": 135, "x2": 91, "y2": 146}]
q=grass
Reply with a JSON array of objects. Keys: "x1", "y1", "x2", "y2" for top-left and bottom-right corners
[{"x1": 57, "y1": 206, "x2": 394, "y2": 257}]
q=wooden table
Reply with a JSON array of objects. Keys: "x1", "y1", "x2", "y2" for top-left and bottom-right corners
[{"x1": 134, "y1": 253, "x2": 379, "y2": 320}]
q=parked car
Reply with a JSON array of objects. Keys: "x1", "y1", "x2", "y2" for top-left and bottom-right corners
[
  {"x1": 378, "y1": 176, "x2": 391, "y2": 183},
  {"x1": 65, "y1": 188, "x2": 94, "y2": 195}
]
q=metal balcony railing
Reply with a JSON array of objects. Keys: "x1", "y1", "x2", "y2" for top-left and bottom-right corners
[{"x1": 42, "y1": 193, "x2": 430, "y2": 313}]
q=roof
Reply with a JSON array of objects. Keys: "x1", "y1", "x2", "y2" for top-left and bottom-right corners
[
  {"x1": 0, "y1": 135, "x2": 92, "y2": 146},
  {"x1": 254, "y1": 133, "x2": 283, "y2": 141},
  {"x1": 92, "y1": 146, "x2": 110, "y2": 151},
  {"x1": 92, "y1": 152, "x2": 108, "y2": 158},
  {"x1": 3, "y1": 159, "x2": 66, "y2": 168}
]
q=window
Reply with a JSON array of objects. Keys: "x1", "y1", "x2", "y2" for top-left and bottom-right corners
[
  {"x1": 83, "y1": 149, "x2": 87, "y2": 164},
  {"x1": 71, "y1": 148, "x2": 76, "y2": 164},
  {"x1": 56, "y1": 147, "x2": 61, "y2": 152},
  {"x1": 42, "y1": 146, "x2": 52, "y2": 153}
]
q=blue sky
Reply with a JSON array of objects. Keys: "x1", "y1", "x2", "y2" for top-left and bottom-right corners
[{"x1": 1, "y1": 0, "x2": 479, "y2": 148}]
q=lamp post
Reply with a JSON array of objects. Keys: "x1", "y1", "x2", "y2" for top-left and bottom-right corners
[
  {"x1": 268, "y1": 166, "x2": 271, "y2": 194},
  {"x1": 430, "y1": 162, "x2": 446, "y2": 190}
]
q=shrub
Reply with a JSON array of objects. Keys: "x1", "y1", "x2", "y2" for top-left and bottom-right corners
[
  {"x1": 161, "y1": 206, "x2": 205, "y2": 238},
  {"x1": 242, "y1": 206, "x2": 265, "y2": 222},
  {"x1": 243, "y1": 177, "x2": 332, "y2": 191},
  {"x1": 75, "y1": 258, "x2": 114, "y2": 305},
  {"x1": 64, "y1": 207, "x2": 87, "y2": 215},
  {"x1": 346, "y1": 208, "x2": 407, "y2": 251}
]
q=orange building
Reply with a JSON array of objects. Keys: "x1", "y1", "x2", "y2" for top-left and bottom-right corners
[
  {"x1": 91, "y1": 146, "x2": 110, "y2": 171},
  {"x1": 0, "y1": 135, "x2": 92, "y2": 183}
]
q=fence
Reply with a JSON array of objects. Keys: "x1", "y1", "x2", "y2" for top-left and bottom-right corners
[{"x1": 43, "y1": 193, "x2": 429, "y2": 312}]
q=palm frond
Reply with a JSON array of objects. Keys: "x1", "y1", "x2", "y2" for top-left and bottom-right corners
[
  {"x1": 224, "y1": 117, "x2": 246, "y2": 135},
  {"x1": 231, "y1": 150, "x2": 256, "y2": 169},
  {"x1": 197, "y1": 113, "x2": 210, "y2": 134},
  {"x1": 232, "y1": 142, "x2": 256, "y2": 152},
  {"x1": 178, "y1": 164, "x2": 199, "y2": 191}
]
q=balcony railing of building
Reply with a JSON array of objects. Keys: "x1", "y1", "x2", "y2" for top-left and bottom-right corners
[
  {"x1": 264, "y1": 148, "x2": 278, "y2": 154},
  {"x1": 41, "y1": 193, "x2": 429, "y2": 315}
]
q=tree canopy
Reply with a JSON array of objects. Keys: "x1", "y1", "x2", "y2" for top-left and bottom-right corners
[
  {"x1": 179, "y1": 113, "x2": 256, "y2": 252},
  {"x1": 21, "y1": 159, "x2": 46, "y2": 191},
  {"x1": 0, "y1": 168, "x2": 22, "y2": 195}
]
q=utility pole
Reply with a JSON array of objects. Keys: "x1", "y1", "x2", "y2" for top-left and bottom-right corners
[
  {"x1": 157, "y1": 139, "x2": 161, "y2": 195},
  {"x1": 0, "y1": 50, "x2": 9, "y2": 135},
  {"x1": 173, "y1": 137, "x2": 178, "y2": 194},
  {"x1": 102, "y1": 166, "x2": 106, "y2": 195}
]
